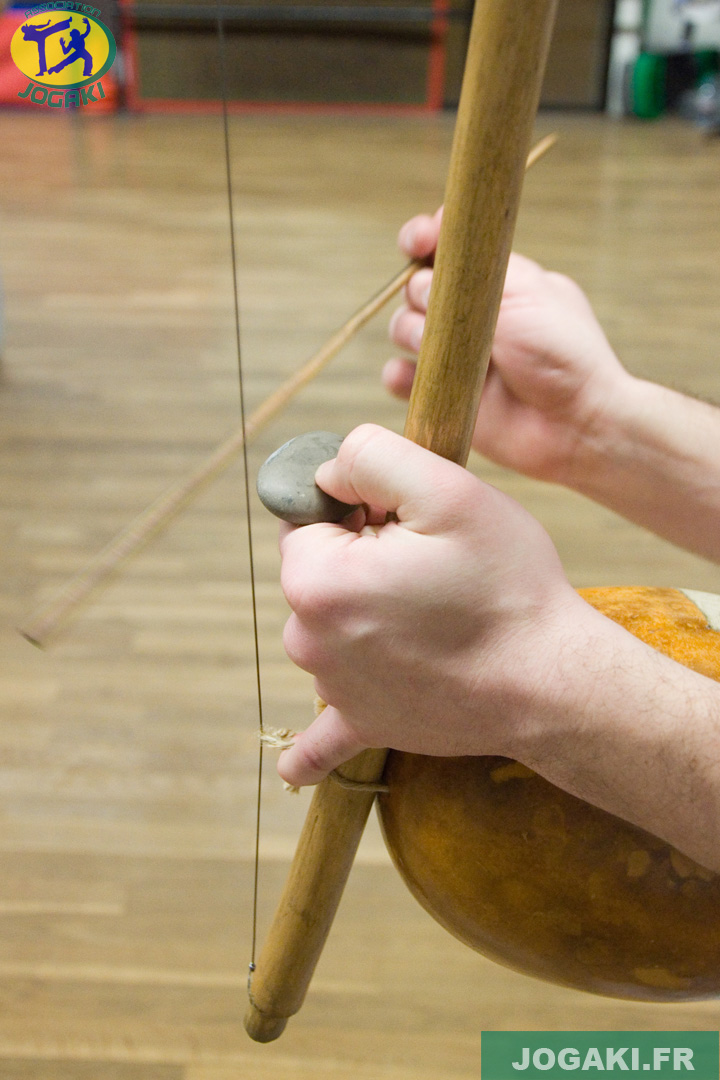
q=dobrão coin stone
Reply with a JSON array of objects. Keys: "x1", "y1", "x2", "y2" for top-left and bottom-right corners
[{"x1": 256, "y1": 431, "x2": 360, "y2": 525}]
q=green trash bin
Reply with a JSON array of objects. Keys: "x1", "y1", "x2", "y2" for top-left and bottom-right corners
[{"x1": 632, "y1": 51, "x2": 667, "y2": 117}]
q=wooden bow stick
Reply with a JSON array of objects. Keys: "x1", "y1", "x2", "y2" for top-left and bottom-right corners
[
  {"x1": 245, "y1": 0, "x2": 559, "y2": 1043},
  {"x1": 18, "y1": 134, "x2": 556, "y2": 649}
]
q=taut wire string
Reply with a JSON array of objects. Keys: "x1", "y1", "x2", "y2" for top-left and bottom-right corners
[{"x1": 213, "y1": 2, "x2": 266, "y2": 975}]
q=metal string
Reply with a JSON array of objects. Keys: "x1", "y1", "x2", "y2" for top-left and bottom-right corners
[{"x1": 214, "y1": 3, "x2": 265, "y2": 974}]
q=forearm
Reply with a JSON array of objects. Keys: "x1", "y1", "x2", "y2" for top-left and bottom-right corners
[
  {"x1": 514, "y1": 598, "x2": 720, "y2": 871},
  {"x1": 566, "y1": 376, "x2": 720, "y2": 562}
]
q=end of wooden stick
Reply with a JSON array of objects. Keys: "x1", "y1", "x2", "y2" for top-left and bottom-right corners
[
  {"x1": 18, "y1": 591, "x2": 77, "y2": 650},
  {"x1": 18, "y1": 627, "x2": 45, "y2": 650},
  {"x1": 525, "y1": 131, "x2": 558, "y2": 169},
  {"x1": 244, "y1": 1000, "x2": 289, "y2": 1043}
]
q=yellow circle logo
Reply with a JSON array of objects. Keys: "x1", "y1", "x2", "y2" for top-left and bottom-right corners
[{"x1": 11, "y1": 12, "x2": 116, "y2": 90}]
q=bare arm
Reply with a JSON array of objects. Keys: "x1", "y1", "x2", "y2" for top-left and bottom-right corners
[
  {"x1": 566, "y1": 378, "x2": 720, "y2": 563},
  {"x1": 515, "y1": 594, "x2": 720, "y2": 870}
]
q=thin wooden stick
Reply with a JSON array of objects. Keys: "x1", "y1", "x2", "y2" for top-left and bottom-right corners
[
  {"x1": 526, "y1": 131, "x2": 558, "y2": 169},
  {"x1": 18, "y1": 262, "x2": 420, "y2": 648},
  {"x1": 19, "y1": 134, "x2": 556, "y2": 649}
]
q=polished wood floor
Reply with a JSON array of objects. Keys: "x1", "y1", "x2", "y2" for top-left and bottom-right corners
[{"x1": 1, "y1": 109, "x2": 720, "y2": 1077}]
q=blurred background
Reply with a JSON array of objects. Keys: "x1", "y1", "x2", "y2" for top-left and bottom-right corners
[{"x1": 1, "y1": 1, "x2": 720, "y2": 1077}]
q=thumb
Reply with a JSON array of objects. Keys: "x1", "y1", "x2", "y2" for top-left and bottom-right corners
[
  {"x1": 277, "y1": 705, "x2": 368, "y2": 788},
  {"x1": 314, "y1": 424, "x2": 478, "y2": 533}
]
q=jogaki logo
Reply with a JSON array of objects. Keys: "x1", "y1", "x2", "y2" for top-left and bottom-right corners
[{"x1": 11, "y1": 3, "x2": 116, "y2": 108}]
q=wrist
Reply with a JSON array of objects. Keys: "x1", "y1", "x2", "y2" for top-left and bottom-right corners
[
  {"x1": 503, "y1": 590, "x2": 605, "y2": 759},
  {"x1": 483, "y1": 588, "x2": 601, "y2": 761},
  {"x1": 557, "y1": 374, "x2": 720, "y2": 561},
  {"x1": 556, "y1": 371, "x2": 651, "y2": 495}
]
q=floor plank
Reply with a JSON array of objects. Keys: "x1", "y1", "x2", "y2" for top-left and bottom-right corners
[{"x1": 0, "y1": 110, "x2": 719, "y2": 1077}]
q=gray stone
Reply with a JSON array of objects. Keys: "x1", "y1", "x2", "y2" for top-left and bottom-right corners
[{"x1": 256, "y1": 431, "x2": 360, "y2": 525}]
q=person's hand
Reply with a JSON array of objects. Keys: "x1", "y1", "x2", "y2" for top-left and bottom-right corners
[
  {"x1": 274, "y1": 427, "x2": 720, "y2": 871},
  {"x1": 386, "y1": 211, "x2": 633, "y2": 487},
  {"x1": 276, "y1": 424, "x2": 584, "y2": 789}
]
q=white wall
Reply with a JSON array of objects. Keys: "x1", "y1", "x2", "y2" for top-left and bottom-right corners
[
  {"x1": 606, "y1": 0, "x2": 643, "y2": 114},
  {"x1": 644, "y1": 0, "x2": 720, "y2": 51}
]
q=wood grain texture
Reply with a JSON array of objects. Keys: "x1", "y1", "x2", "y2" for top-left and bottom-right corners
[
  {"x1": 246, "y1": 0, "x2": 559, "y2": 1040},
  {"x1": 406, "y1": 0, "x2": 558, "y2": 463},
  {"x1": 1, "y1": 110, "x2": 720, "y2": 1077},
  {"x1": 244, "y1": 746, "x2": 388, "y2": 1041}
]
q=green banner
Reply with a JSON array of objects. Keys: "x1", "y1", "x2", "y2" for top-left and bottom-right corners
[{"x1": 482, "y1": 1033, "x2": 719, "y2": 1080}]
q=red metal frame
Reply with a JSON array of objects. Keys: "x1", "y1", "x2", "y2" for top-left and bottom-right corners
[
  {"x1": 119, "y1": 0, "x2": 449, "y2": 114},
  {"x1": 426, "y1": 0, "x2": 449, "y2": 111}
]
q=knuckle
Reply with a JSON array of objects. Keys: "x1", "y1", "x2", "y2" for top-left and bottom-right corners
[
  {"x1": 296, "y1": 736, "x2": 331, "y2": 780},
  {"x1": 281, "y1": 547, "x2": 334, "y2": 618},
  {"x1": 282, "y1": 616, "x2": 315, "y2": 670},
  {"x1": 546, "y1": 269, "x2": 582, "y2": 299},
  {"x1": 337, "y1": 423, "x2": 385, "y2": 468},
  {"x1": 282, "y1": 619, "x2": 341, "y2": 681},
  {"x1": 284, "y1": 575, "x2": 344, "y2": 623},
  {"x1": 506, "y1": 252, "x2": 545, "y2": 289},
  {"x1": 279, "y1": 569, "x2": 309, "y2": 615},
  {"x1": 435, "y1": 467, "x2": 486, "y2": 527}
]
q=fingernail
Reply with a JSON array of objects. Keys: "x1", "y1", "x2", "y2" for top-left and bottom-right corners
[
  {"x1": 398, "y1": 223, "x2": 415, "y2": 253},
  {"x1": 314, "y1": 459, "x2": 333, "y2": 488},
  {"x1": 421, "y1": 284, "x2": 431, "y2": 309},
  {"x1": 410, "y1": 323, "x2": 423, "y2": 352}
]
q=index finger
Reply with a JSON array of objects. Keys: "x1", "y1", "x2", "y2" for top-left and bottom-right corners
[{"x1": 398, "y1": 207, "x2": 443, "y2": 260}]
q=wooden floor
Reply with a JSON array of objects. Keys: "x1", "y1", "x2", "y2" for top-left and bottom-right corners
[{"x1": 1, "y1": 109, "x2": 720, "y2": 1077}]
